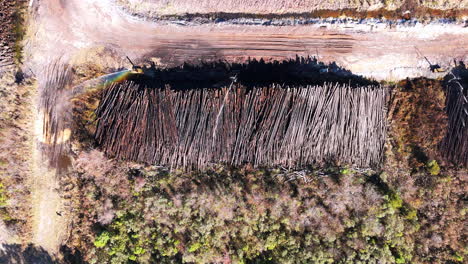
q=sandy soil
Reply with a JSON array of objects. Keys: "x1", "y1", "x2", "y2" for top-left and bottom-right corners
[
  {"x1": 0, "y1": 223, "x2": 16, "y2": 247},
  {"x1": 22, "y1": 0, "x2": 468, "y2": 254},
  {"x1": 29, "y1": 149, "x2": 69, "y2": 255},
  {"x1": 116, "y1": 0, "x2": 468, "y2": 16}
]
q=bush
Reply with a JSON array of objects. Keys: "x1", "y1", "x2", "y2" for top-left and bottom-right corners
[
  {"x1": 0, "y1": 181, "x2": 12, "y2": 222},
  {"x1": 426, "y1": 160, "x2": 440, "y2": 176},
  {"x1": 70, "y1": 158, "x2": 419, "y2": 264},
  {"x1": 0, "y1": 182, "x2": 7, "y2": 208},
  {"x1": 94, "y1": 231, "x2": 111, "y2": 248}
]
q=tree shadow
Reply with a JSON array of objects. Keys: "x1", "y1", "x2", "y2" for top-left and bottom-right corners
[
  {"x1": 0, "y1": 244, "x2": 87, "y2": 264},
  {"x1": 0, "y1": 244, "x2": 58, "y2": 264},
  {"x1": 60, "y1": 245, "x2": 87, "y2": 264}
]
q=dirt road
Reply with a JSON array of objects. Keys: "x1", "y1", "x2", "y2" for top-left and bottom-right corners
[
  {"x1": 24, "y1": 0, "x2": 468, "y2": 254},
  {"x1": 30, "y1": 154, "x2": 68, "y2": 254},
  {"x1": 26, "y1": 0, "x2": 468, "y2": 80}
]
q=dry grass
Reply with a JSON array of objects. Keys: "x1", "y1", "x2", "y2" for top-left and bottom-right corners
[
  {"x1": 386, "y1": 78, "x2": 448, "y2": 168},
  {"x1": 117, "y1": 0, "x2": 468, "y2": 18},
  {"x1": 0, "y1": 71, "x2": 35, "y2": 242},
  {"x1": 12, "y1": 1, "x2": 27, "y2": 64}
]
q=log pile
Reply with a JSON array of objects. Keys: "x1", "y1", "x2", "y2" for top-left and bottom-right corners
[
  {"x1": 95, "y1": 81, "x2": 387, "y2": 169},
  {"x1": 0, "y1": 0, "x2": 23, "y2": 69},
  {"x1": 441, "y1": 68, "x2": 468, "y2": 167},
  {"x1": 38, "y1": 61, "x2": 74, "y2": 170}
]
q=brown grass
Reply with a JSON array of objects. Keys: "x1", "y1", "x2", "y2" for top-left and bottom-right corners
[
  {"x1": 0, "y1": 71, "x2": 34, "y2": 242},
  {"x1": 386, "y1": 78, "x2": 448, "y2": 168}
]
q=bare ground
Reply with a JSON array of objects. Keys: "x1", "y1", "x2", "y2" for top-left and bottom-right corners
[
  {"x1": 29, "y1": 153, "x2": 69, "y2": 255},
  {"x1": 26, "y1": 0, "x2": 468, "y2": 81}
]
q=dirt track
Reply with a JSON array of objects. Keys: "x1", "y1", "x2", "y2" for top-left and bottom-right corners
[
  {"x1": 23, "y1": 0, "x2": 468, "y2": 254},
  {"x1": 27, "y1": 0, "x2": 468, "y2": 80}
]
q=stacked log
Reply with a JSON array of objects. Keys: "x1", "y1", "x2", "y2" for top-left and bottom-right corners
[
  {"x1": 441, "y1": 69, "x2": 468, "y2": 167},
  {"x1": 95, "y1": 81, "x2": 387, "y2": 169},
  {"x1": 0, "y1": 0, "x2": 26, "y2": 70},
  {"x1": 38, "y1": 61, "x2": 74, "y2": 170}
]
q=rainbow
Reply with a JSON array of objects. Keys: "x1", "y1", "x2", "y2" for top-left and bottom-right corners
[
  {"x1": 101, "y1": 70, "x2": 133, "y2": 85},
  {"x1": 73, "y1": 70, "x2": 135, "y2": 95}
]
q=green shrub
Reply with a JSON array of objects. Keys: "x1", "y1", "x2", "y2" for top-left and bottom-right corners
[
  {"x1": 452, "y1": 252, "x2": 464, "y2": 262},
  {"x1": 188, "y1": 243, "x2": 201, "y2": 253},
  {"x1": 340, "y1": 168, "x2": 351, "y2": 175},
  {"x1": 387, "y1": 191, "x2": 403, "y2": 211},
  {"x1": 426, "y1": 160, "x2": 440, "y2": 176},
  {"x1": 0, "y1": 181, "x2": 17, "y2": 223},
  {"x1": 94, "y1": 231, "x2": 111, "y2": 248},
  {"x1": 0, "y1": 182, "x2": 8, "y2": 208}
]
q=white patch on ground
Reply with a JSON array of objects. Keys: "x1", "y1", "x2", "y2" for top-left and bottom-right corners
[{"x1": 0, "y1": 221, "x2": 18, "y2": 246}]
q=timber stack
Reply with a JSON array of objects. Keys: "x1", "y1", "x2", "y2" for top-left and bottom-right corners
[
  {"x1": 441, "y1": 64, "x2": 468, "y2": 167},
  {"x1": 95, "y1": 80, "x2": 387, "y2": 169}
]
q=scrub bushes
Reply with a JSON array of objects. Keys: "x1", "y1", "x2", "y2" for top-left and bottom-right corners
[{"x1": 71, "y1": 151, "x2": 422, "y2": 264}]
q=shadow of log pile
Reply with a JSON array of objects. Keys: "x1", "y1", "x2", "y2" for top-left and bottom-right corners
[
  {"x1": 442, "y1": 65, "x2": 468, "y2": 167},
  {"x1": 94, "y1": 58, "x2": 387, "y2": 169},
  {"x1": 126, "y1": 56, "x2": 377, "y2": 89}
]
